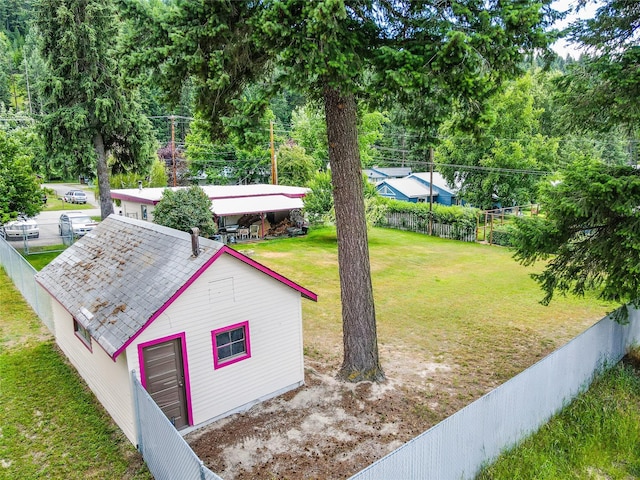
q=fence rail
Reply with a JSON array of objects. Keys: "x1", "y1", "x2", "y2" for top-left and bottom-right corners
[
  {"x1": 0, "y1": 237, "x2": 54, "y2": 333},
  {"x1": 350, "y1": 310, "x2": 640, "y2": 480},
  {"x1": 132, "y1": 373, "x2": 222, "y2": 480},
  {"x1": 379, "y1": 212, "x2": 476, "y2": 242}
]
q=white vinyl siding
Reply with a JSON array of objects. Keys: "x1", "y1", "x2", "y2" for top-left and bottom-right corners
[
  {"x1": 127, "y1": 253, "x2": 304, "y2": 428},
  {"x1": 116, "y1": 200, "x2": 156, "y2": 222},
  {"x1": 50, "y1": 300, "x2": 136, "y2": 443}
]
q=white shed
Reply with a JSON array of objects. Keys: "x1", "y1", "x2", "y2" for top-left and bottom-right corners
[{"x1": 35, "y1": 215, "x2": 316, "y2": 444}]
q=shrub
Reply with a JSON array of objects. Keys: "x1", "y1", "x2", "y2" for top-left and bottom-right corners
[
  {"x1": 378, "y1": 199, "x2": 479, "y2": 238},
  {"x1": 490, "y1": 225, "x2": 516, "y2": 246}
]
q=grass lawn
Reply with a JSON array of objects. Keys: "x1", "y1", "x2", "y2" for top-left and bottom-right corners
[
  {"x1": 478, "y1": 353, "x2": 640, "y2": 479},
  {"x1": 0, "y1": 269, "x2": 151, "y2": 479},
  {"x1": 241, "y1": 226, "x2": 613, "y2": 405},
  {"x1": 0, "y1": 224, "x2": 618, "y2": 478},
  {"x1": 42, "y1": 196, "x2": 95, "y2": 212},
  {"x1": 21, "y1": 245, "x2": 68, "y2": 271}
]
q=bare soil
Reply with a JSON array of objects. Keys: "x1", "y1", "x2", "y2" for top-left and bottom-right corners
[{"x1": 186, "y1": 337, "x2": 557, "y2": 480}]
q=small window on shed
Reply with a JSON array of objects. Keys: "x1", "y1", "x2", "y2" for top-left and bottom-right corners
[
  {"x1": 73, "y1": 318, "x2": 92, "y2": 350},
  {"x1": 211, "y1": 321, "x2": 251, "y2": 369}
]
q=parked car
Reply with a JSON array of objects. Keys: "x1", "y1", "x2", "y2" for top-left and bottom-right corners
[
  {"x1": 1, "y1": 216, "x2": 40, "y2": 240},
  {"x1": 59, "y1": 212, "x2": 98, "y2": 238},
  {"x1": 63, "y1": 190, "x2": 87, "y2": 204}
]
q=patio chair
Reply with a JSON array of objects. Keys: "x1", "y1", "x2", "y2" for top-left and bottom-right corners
[{"x1": 250, "y1": 224, "x2": 260, "y2": 239}]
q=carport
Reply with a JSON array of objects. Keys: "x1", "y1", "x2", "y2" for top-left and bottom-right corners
[{"x1": 211, "y1": 194, "x2": 305, "y2": 240}]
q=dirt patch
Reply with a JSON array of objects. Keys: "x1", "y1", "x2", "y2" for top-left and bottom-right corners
[
  {"x1": 186, "y1": 328, "x2": 560, "y2": 479},
  {"x1": 186, "y1": 343, "x2": 472, "y2": 480}
]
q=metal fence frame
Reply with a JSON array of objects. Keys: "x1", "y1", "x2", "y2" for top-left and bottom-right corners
[
  {"x1": 350, "y1": 310, "x2": 640, "y2": 480},
  {"x1": 0, "y1": 237, "x2": 54, "y2": 333},
  {"x1": 132, "y1": 372, "x2": 222, "y2": 480}
]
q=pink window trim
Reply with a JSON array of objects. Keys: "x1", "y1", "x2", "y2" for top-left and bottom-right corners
[
  {"x1": 137, "y1": 332, "x2": 193, "y2": 426},
  {"x1": 211, "y1": 321, "x2": 251, "y2": 369},
  {"x1": 73, "y1": 318, "x2": 93, "y2": 352}
]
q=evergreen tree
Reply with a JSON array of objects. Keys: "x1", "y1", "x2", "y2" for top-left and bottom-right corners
[
  {"x1": 35, "y1": 0, "x2": 155, "y2": 219},
  {"x1": 511, "y1": 158, "x2": 640, "y2": 321},
  {"x1": 557, "y1": 0, "x2": 640, "y2": 159},
  {"x1": 123, "y1": 0, "x2": 555, "y2": 382}
]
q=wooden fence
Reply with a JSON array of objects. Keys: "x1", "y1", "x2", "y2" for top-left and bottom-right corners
[{"x1": 379, "y1": 212, "x2": 476, "y2": 242}]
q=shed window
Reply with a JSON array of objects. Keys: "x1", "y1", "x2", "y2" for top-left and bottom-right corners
[
  {"x1": 73, "y1": 318, "x2": 92, "y2": 350},
  {"x1": 211, "y1": 321, "x2": 251, "y2": 369}
]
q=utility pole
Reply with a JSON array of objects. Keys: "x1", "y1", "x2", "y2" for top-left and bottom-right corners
[
  {"x1": 24, "y1": 52, "x2": 32, "y2": 115},
  {"x1": 429, "y1": 147, "x2": 434, "y2": 236},
  {"x1": 270, "y1": 121, "x2": 277, "y2": 185},
  {"x1": 170, "y1": 115, "x2": 176, "y2": 187}
]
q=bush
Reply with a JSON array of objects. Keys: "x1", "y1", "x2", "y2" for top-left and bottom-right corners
[
  {"x1": 153, "y1": 186, "x2": 217, "y2": 237},
  {"x1": 490, "y1": 225, "x2": 516, "y2": 246},
  {"x1": 378, "y1": 199, "x2": 479, "y2": 234}
]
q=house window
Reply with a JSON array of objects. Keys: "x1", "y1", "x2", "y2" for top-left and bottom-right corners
[
  {"x1": 141, "y1": 205, "x2": 148, "y2": 220},
  {"x1": 73, "y1": 318, "x2": 92, "y2": 350},
  {"x1": 211, "y1": 321, "x2": 251, "y2": 369}
]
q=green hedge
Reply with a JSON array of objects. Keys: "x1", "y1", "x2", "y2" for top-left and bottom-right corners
[
  {"x1": 377, "y1": 199, "x2": 479, "y2": 241},
  {"x1": 381, "y1": 199, "x2": 478, "y2": 229},
  {"x1": 490, "y1": 225, "x2": 516, "y2": 247}
]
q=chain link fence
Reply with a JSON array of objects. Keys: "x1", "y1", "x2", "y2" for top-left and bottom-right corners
[
  {"x1": 350, "y1": 311, "x2": 640, "y2": 480},
  {"x1": 0, "y1": 236, "x2": 54, "y2": 333},
  {"x1": 132, "y1": 373, "x2": 223, "y2": 480}
]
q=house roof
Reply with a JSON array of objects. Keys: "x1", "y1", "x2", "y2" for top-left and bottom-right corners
[
  {"x1": 371, "y1": 167, "x2": 412, "y2": 178},
  {"x1": 35, "y1": 215, "x2": 316, "y2": 360},
  {"x1": 110, "y1": 184, "x2": 309, "y2": 206},
  {"x1": 378, "y1": 177, "x2": 437, "y2": 198},
  {"x1": 363, "y1": 169, "x2": 387, "y2": 180},
  {"x1": 211, "y1": 194, "x2": 304, "y2": 216},
  {"x1": 409, "y1": 172, "x2": 458, "y2": 194}
]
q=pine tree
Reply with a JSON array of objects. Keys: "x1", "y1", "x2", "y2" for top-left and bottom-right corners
[
  {"x1": 35, "y1": 0, "x2": 154, "y2": 218},
  {"x1": 123, "y1": 0, "x2": 555, "y2": 382}
]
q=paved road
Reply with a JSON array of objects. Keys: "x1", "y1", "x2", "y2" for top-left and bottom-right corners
[{"x1": 5, "y1": 184, "x2": 101, "y2": 249}]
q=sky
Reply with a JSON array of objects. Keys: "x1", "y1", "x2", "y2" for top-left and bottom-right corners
[{"x1": 550, "y1": 0, "x2": 602, "y2": 58}]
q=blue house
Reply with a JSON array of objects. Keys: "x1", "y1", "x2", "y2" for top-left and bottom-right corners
[
  {"x1": 376, "y1": 172, "x2": 459, "y2": 206},
  {"x1": 363, "y1": 167, "x2": 412, "y2": 184},
  {"x1": 408, "y1": 172, "x2": 458, "y2": 206}
]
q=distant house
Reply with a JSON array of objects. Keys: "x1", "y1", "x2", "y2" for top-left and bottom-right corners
[
  {"x1": 376, "y1": 172, "x2": 459, "y2": 206},
  {"x1": 407, "y1": 172, "x2": 459, "y2": 206},
  {"x1": 376, "y1": 177, "x2": 434, "y2": 203},
  {"x1": 110, "y1": 184, "x2": 309, "y2": 236},
  {"x1": 35, "y1": 215, "x2": 316, "y2": 444},
  {"x1": 363, "y1": 166, "x2": 412, "y2": 184}
]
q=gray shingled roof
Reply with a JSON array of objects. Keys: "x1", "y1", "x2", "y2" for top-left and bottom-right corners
[{"x1": 35, "y1": 215, "x2": 223, "y2": 358}]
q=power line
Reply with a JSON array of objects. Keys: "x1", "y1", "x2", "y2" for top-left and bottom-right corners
[{"x1": 370, "y1": 156, "x2": 552, "y2": 176}]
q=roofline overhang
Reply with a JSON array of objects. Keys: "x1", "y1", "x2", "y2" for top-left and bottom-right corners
[
  {"x1": 110, "y1": 192, "x2": 159, "y2": 205},
  {"x1": 110, "y1": 245, "x2": 317, "y2": 360},
  {"x1": 111, "y1": 188, "x2": 307, "y2": 205}
]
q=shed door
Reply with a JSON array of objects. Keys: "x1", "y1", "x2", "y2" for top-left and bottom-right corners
[{"x1": 142, "y1": 338, "x2": 189, "y2": 429}]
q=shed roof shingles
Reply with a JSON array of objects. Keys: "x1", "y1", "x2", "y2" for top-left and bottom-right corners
[{"x1": 35, "y1": 215, "x2": 222, "y2": 358}]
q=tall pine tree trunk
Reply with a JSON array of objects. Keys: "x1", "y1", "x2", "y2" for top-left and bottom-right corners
[
  {"x1": 94, "y1": 132, "x2": 114, "y2": 219},
  {"x1": 324, "y1": 87, "x2": 385, "y2": 383}
]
